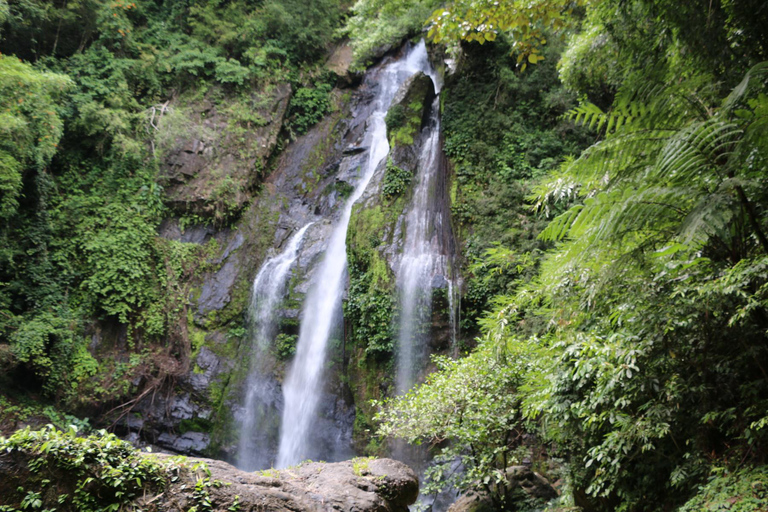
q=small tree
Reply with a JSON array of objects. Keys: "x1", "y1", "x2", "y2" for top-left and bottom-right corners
[{"x1": 375, "y1": 341, "x2": 538, "y2": 508}]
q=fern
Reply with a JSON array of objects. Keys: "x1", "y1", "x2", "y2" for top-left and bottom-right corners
[{"x1": 537, "y1": 62, "x2": 768, "y2": 282}]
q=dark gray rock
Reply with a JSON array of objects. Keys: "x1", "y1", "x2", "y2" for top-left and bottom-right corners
[
  {"x1": 196, "y1": 258, "x2": 239, "y2": 320},
  {"x1": 215, "y1": 231, "x2": 244, "y2": 264},
  {"x1": 431, "y1": 273, "x2": 448, "y2": 289},
  {"x1": 172, "y1": 432, "x2": 211, "y2": 454},
  {"x1": 168, "y1": 394, "x2": 195, "y2": 421},
  {"x1": 188, "y1": 347, "x2": 221, "y2": 393}
]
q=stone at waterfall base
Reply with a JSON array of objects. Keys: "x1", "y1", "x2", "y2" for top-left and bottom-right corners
[{"x1": 157, "y1": 456, "x2": 419, "y2": 511}]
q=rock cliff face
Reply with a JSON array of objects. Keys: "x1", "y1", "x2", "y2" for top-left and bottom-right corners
[
  {"x1": 160, "y1": 83, "x2": 292, "y2": 220},
  {"x1": 116, "y1": 53, "x2": 405, "y2": 462},
  {"x1": 108, "y1": 43, "x2": 458, "y2": 482}
]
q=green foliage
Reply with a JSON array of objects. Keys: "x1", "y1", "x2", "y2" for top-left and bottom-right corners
[
  {"x1": 488, "y1": 60, "x2": 768, "y2": 512},
  {"x1": 352, "y1": 456, "x2": 374, "y2": 476},
  {"x1": 287, "y1": 83, "x2": 332, "y2": 137},
  {"x1": 0, "y1": 426, "x2": 167, "y2": 511},
  {"x1": 0, "y1": 427, "x2": 242, "y2": 512},
  {"x1": 386, "y1": 100, "x2": 422, "y2": 146},
  {"x1": 273, "y1": 333, "x2": 298, "y2": 360},
  {"x1": 345, "y1": 274, "x2": 394, "y2": 356},
  {"x1": 679, "y1": 466, "x2": 768, "y2": 512},
  {"x1": 381, "y1": 159, "x2": 412, "y2": 199},
  {"x1": 345, "y1": 204, "x2": 401, "y2": 358},
  {"x1": 0, "y1": 397, "x2": 91, "y2": 434},
  {"x1": 441, "y1": 36, "x2": 588, "y2": 332},
  {"x1": 558, "y1": 25, "x2": 620, "y2": 105},
  {"x1": 376, "y1": 341, "x2": 533, "y2": 507},
  {"x1": 427, "y1": 0, "x2": 584, "y2": 70},
  {"x1": 258, "y1": 0, "x2": 341, "y2": 63},
  {"x1": 80, "y1": 203, "x2": 160, "y2": 325},
  {"x1": 365, "y1": 2, "x2": 768, "y2": 509},
  {"x1": 0, "y1": 0, "x2": 324, "y2": 409},
  {"x1": 0, "y1": 56, "x2": 70, "y2": 218},
  {"x1": 384, "y1": 104, "x2": 407, "y2": 132},
  {"x1": 534, "y1": 63, "x2": 768, "y2": 274},
  {"x1": 344, "y1": 0, "x2": 442, "y2": 67},
  {"x1": 9, "y1": 312, "x2": 80, "y2": 395}
]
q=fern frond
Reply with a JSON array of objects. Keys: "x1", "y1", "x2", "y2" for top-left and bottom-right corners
[
  {"x1": 722, "y1": 62, "x2": 768, "y2": 112},
  {"x1": 652, "y1": 119, "x2": 742, "y2": 184},
  {"x1": 677, "y1": 192, "x2": 735, "y2": 247},
  {"x1": 540, "y1": 205, "x2": 585, "y2": 241}
]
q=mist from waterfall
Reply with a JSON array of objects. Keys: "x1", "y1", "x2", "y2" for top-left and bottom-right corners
[
  {"x1": 237, "y1": 222, "x2": 312, "y2": 470},
  {"x1": 276, "y1": 41, "x2": 435, "y2": 468}
]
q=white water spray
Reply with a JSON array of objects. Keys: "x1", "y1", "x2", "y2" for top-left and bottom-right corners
[
  {"x1": 395, "y1": 90, "x2": 456, "y2": 393},
  {"x1": 276, "y1": 41, "x2": 435, "y2": 468},
  {"x1": 237, "y1": 223, "x2": 312, "y2": 470}
]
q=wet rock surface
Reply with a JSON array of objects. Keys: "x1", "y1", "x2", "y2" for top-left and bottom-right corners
[{"x1": 124, "y1": 61, "x2": 395, "y2": 462}]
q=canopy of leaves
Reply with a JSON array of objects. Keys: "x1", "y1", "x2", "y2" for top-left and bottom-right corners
[{"x1": 427, "y1": 0, "x2": 585, "y2": 70}]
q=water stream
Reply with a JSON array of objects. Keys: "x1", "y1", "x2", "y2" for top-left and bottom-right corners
[
  {"x1": 395, "y1": 92, "x2": 456, "y2": 393},
  {"x1": 276, "y1": 41, "x2": 436, "y2": 468},
  {"x1": 237, "y1": 222, "x2": 312, "y2": 470}
]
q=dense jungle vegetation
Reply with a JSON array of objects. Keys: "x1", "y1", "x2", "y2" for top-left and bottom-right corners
[
  {"x1": 0, "y1": 0, "x2": 341, "y2": 408},
  {"x1": 1, "y1": 0, "x2": 768, "y2": 510}
]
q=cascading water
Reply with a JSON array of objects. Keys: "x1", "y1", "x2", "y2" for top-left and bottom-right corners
[
  {"x1": 276, "y1": 41, "x2": 436, "y2": 468},
  {"x1": 388, "y1": 47, "x2": 460, "y2": 512},
  {"x1": 395, "y1": 92, "x2": 457, "y2": 394},
  {"x1": 237, "y1": 222, "x2": 312, "y2": 470}
]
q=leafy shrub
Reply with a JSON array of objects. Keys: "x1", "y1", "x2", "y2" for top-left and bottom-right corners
[
  {"x1": 0, "y1": 426, "x2": 167, "y2": 511},
  {"x1": 287, "y1": 83, "x2": 332, "y2": 136},
  {"x1": 260, "y1": 0, "x2": 341, "y2": 63},
  {"x1": 0, "y1": 426, "x2": 236, "y2": 512},
  {"x1": 375, "y1": 341, "x2": 530, "y2": 506},
  {"x1": 214, "y1": 58, "x2": 251, "y2": 86},
  {"x1": 679, "y1": 466, "x2": 768, "y2": 512},
  {"x1": 384, "y1": 104, "x2": 407, "y2": 132},
  {"x1": 382, "y1": 159, "x2": 412, "y2": 199},
  {"x1": 7, "y1": 311, "x2": 100, "y2": 397},
  {"x1": 274, "y1": 333, "x2": 298, "y2": 360},
  {"x1": 344, "y1": 0, "x2": 442, "y2": 66}
]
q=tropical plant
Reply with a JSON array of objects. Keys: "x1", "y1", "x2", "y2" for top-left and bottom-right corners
[
  {"x1": 534, "y1": 63, "x2": 768, "y2": 272},
  {"x1": 375, "y1": 341, "x2": 537, "y2": 508},
  {"x1": 427, "y1": 0, "x2": 585, "y2": 69}
]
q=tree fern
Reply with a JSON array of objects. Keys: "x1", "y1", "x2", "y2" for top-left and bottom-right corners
[{"x1": 536, "y1": 63, "x2": 768, "y2": 280}]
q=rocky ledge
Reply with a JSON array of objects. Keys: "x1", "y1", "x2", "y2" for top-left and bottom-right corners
[
  {"x1": 156, "y1": 456, "x2": 420, "y2": 512},
  {"x1": 0, "y1": 427, "x2": 418, "y2": 512}
]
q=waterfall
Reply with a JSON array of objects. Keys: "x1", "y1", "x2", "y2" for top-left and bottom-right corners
[
  {"x1": 276, "y1": 41, "x2": 435, "y2": 468},
  {"x1": 237, "y1": 222, "x2": 312, "y2": 470},
  {"x1": 395, "y1": 91, "x2": 456, "y2": 393}
]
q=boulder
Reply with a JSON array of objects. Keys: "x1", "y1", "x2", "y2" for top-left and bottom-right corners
[
  {"x1": 0, "y1": 436, "x2": 420, "y2": 512},
  {"x1": 164, "y1": 456, "x2": 420, "y2": 512}
]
